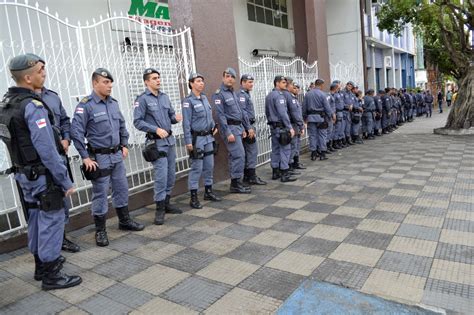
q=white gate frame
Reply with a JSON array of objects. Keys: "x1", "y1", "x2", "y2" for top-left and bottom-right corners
[
  {"x1": 0, "y1": 0, "x2": 196, "y2": 238},
  {"x1": 238, "y1": 56, "x2": 319, "y2": 165}
]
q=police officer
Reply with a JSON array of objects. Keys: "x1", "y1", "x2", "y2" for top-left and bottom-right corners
[
  {"x1": 373, "y1": 90, "x2": 383, "y2": 136},
  {"x1": 326, "y1": 83, "x2": 337, "y2": 152},
  {"x1": 133, "y1": 68, "x2": 183, "y2": 225},
  {"x1": 71, "y1": 68, "x2": 144, "y2": 247},
  {"x1": 341, "y1": 81, "x2": 355, "y2": 145},
  {"x1": 381, "y1": 88, "x2": 391, "y2": 133},
  {"x1": 283, "y1": 77, "x2": 304, "y2": 173},
  {"x1": 0, "y1": 54, "x2": 81, "y2": 290},
  {"x1": 238, "y1": 74, "x2": 266, "y2": 185},
  {"x1": 288, "y1": 82, "x2": 306, "y2": 169},
  {"x1": 265, "y1": 75, "x2": 296, "y2": 182},
  {"x1": 332, "y1": 80, "x2": 345, "y2": 148},
  {"x1": 302, "y1": 79, "x2": 335, "y2": 161},
  {"x1": 212, "y1": 67, "x2": 253, "y2": 193},
  {"x1": 362, "y1": 89, "x2": 376, "y2": 140},
  {"x1": 37, "y1": 86, "x2": 80, "y2": 253},
  {"x1": 424, "y1": 90, "x2": 434, "y2": 118},
  {"x1": 351, "y1": 87, "x2": 363, "y2": 144},
  {"x1": 182, "y1": 73, "x2": 221, "y2": 209},
  {"x1": 415, "y1": 89, "x2": 424, "y2": 117}
]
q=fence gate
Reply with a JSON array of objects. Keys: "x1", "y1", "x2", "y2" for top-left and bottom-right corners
[
  {"x1": 238, "y1": 56, "x2": 318, "y2": 165},
  {"x1": 0, "y1": 0, "x2": 196, "y2": 239}
]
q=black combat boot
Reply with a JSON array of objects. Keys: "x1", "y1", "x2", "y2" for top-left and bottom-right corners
[
  {"x1": 116, "y1": 206, "x2": 145, "y2": 231},
  {"x1": 230, "y1": 178, "x2": 251, "y2": 194},
  {"x1": 272, "y1": 168, "x2": 281, "y2": 180},
  {"x1": 34, "y1": 254, "x2": 44, "y2": 281},
  {"x1": 382, "y1": 128, "x2": 389, "y2": 134},
  {"x1": 243, "y1": 168, "x2": 250, "y2": 184},
  {"x1": 247, "y1": 168, "x2": 267, "y2": 185},
  {"x1": 288, "y1": 164, "x2": 301, "y2": 175},
  {"x1": 62, "y1": 232, "x2": 80, "y2": 253},
  {"x1": 94, "y1": 215, "x2": 109, "y2": 247},
  {"x1": 333, "y1": 140, "x2": 342, "y2": 149},
  {"x1": 165, "y1": 195, "x2": 182, "y2": 214},
  {"x1": 204, "y1": 185, "x2": 222, "y2": 201},
  {"x1": 154, "y1": 200, "x2": 166, "y2": 225},
  {"x1": 41, "y1": 257, "x2": 82, "y2": 290},
  {"x1": 355, "y1": 136, "x2": 363, "y2": 144},
  {"x1": 311, "y1": 151, "x2": 318, "y2": 161},
  {"x1": 280, "y1": 169, "x2": 297, "y2": 182},
  {"x1": 293, "y1": 156, "x2": 306, "y2": 169},
  {"x1": 327, "y1": 142, "x2": 335, "y2": 152},
  {"x1": 34, "y1": 255, "x2": 66, "y2": 281},
  {"x1": 346, "y1": 136, "x2": 354, "y2": 145},
  {"x1": 320, "y1": 151, "x2": 328, "y2": 160},
  {"x1": 190, "y1": 189, "x2": 203, "y2": 209}
]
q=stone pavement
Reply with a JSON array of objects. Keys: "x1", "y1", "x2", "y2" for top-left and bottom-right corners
[{"x1": 1, "y1": 110, "x2": 473, "y2": 314}]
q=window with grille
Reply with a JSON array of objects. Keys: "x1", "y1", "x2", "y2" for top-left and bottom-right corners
[{"x1": 247, "y1": 0, "x2": 289, "y2": 29}]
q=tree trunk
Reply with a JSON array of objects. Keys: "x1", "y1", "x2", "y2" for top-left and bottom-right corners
[{"x1": 444, "y1": 65, "x2": 474, "y2": 129}]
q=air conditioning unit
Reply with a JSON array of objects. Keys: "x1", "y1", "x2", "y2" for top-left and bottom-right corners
[{"x1": 384, "y1": 56, "x2": 392, "y2": 68}]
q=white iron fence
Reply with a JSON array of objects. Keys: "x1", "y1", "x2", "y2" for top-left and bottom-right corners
[
  {"x1": 330, "y1": 61, "x2": 363, "y2": 87},
  {"x1": 238, "y1": 56, "x2": 319, "y2": 165},
  {"x1": 0, "y1": 1, "x2": 195, "y2": 238}
]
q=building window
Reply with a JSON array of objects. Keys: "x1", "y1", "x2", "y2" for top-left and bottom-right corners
[{"x1": 247, "y1": 0, "x2": 289, "y2": 29}]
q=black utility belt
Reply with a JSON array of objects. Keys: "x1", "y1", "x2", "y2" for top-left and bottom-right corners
[
  {"x1": 146, "y1": 130, "x2": 173, "y2": 140},
  {"x1": 227, "y1": 119, "x2": 242, "y2": 125},
  {"x1": 88, "y1": 145, "x2": 122, "y2": 154},
  {"x1": 192, "y1": 129, "x2": 213, "y2": 137},
  {"x1": 6, "y1": 165, "x2": 47, "y2": 179},
  {"x1": 336, "y1": 109, "x2": 343, "y2": 112},
  {"x1": 307, "y1": 110, "x2": 325, "y2": 115},
  {"x1": 268, "y1": 122, "x2": 284, "y2": 128},
  {"x1": 80, "y1": 165, "x2": 113, "y2": 181}
]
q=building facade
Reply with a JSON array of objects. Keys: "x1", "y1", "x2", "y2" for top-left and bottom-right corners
[{"x1": 363, "y1": 0, "x2": 416, "y2": 90}]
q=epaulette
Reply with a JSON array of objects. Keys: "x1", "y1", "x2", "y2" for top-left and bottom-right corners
[
  {"x1": 80, "y1": 96, "x2": 90, "y2": 103},
  {"x1": 111, "y1": 97, "x2": 118, "y2": 102},
  {"x1": 46, "y1": 89, "x2": 58, "y2": 96},
  {"x1": 215, "y1": 89, "x2": 221, "y2": 94},
  {"x1": 31, "y1": 99, "x2": 43, "y2": 107}
]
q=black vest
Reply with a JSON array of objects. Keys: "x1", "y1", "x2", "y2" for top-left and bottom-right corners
[{"x1": 0, "y1": 87, "x2": 57, "y2": 167}]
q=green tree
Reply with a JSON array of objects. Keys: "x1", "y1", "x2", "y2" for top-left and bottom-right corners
[{"x1": 377, "y1": 0, "x2": 473, "y2": 129}]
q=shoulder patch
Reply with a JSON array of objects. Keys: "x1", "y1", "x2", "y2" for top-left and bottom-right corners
[
  {"x1": 182, "y1": 102, "x2": 190, "y2": 108},
  {"x1": 133, "y1": 101, "x2": 139, "y2": 108},
  {"x1": 80, "y1": 97, "x2": 89, "y2": 103},
  {"x1": 215, "y1": 89, "x2": 221, "y2": 94},
  {"x1": 32, "y1": 99, "x2": 43, "y2": 107}
]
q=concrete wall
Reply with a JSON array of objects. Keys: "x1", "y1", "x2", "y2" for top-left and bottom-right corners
[
  {"x1": 233, "y1": 0, "x2": 295, "y2": 60},
  {"x1": 325, "y1": 0, "x2": 364, "y2": 86}
]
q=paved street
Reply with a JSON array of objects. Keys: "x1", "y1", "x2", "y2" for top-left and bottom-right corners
[{"x1": 1, "y1": 110, "x2": 473, "y2": 314}]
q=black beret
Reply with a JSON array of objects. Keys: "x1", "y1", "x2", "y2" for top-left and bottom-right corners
[
  {"x1": 241, "y1": 74, "x2": 254, "y2": 81},
  {"x1": 188, "y1": 72, "x2": 204, "y2": 81},
  {"x1": 224, "y1": 67, "x2": 237, "y2": 78},
  {"x1": 143, "y1": 68, "x2": 160, "y2": 80},
  {"x1": 9, "y1": 53, "x2": 45, "y2": 71},
  {"x1": 93, "y1": 68, "x2": 114, "y2": 82}
]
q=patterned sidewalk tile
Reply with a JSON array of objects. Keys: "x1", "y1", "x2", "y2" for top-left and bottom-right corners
[
  {"x1": 362, "y1": 269, "x2": 427, "y2": 304},
  {"x1": 329, "y1": 243, "x2": 384, "y2": 267},
  {"x1": 304, "y1": 224, "x2": 352, "y2": 242},
  {"x1": 265, "y1": 250, "x2": 325, "y2": 276},
  {"x1": 312, "y1": 259, "x2": 372, "y2": 290},
  {"x1": 162, "y1": 276, "x2": 232, "y2": 312},
  {"x1": 123, "y1": 264, "x2": 190, "y2": 295},
  {"x1": 249, "y1": 230, "x2": 300, "y2": 248},
  {"x1": 387, "y1": 236, "x2": 438, "y2": 258},
  {"x1": 197, "y1": 257, "x2": 260, "y2": 286},
  {"x1": 238, "y1": 267, "x2": 305, "y2": 300},
  {"x1": 205, "y1": 287, "x2": 282, "y2": 315}
]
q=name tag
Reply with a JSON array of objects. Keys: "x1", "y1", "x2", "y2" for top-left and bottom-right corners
[{"x1": 94, "y1": 111, "x2": 106, "y2": 117}]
